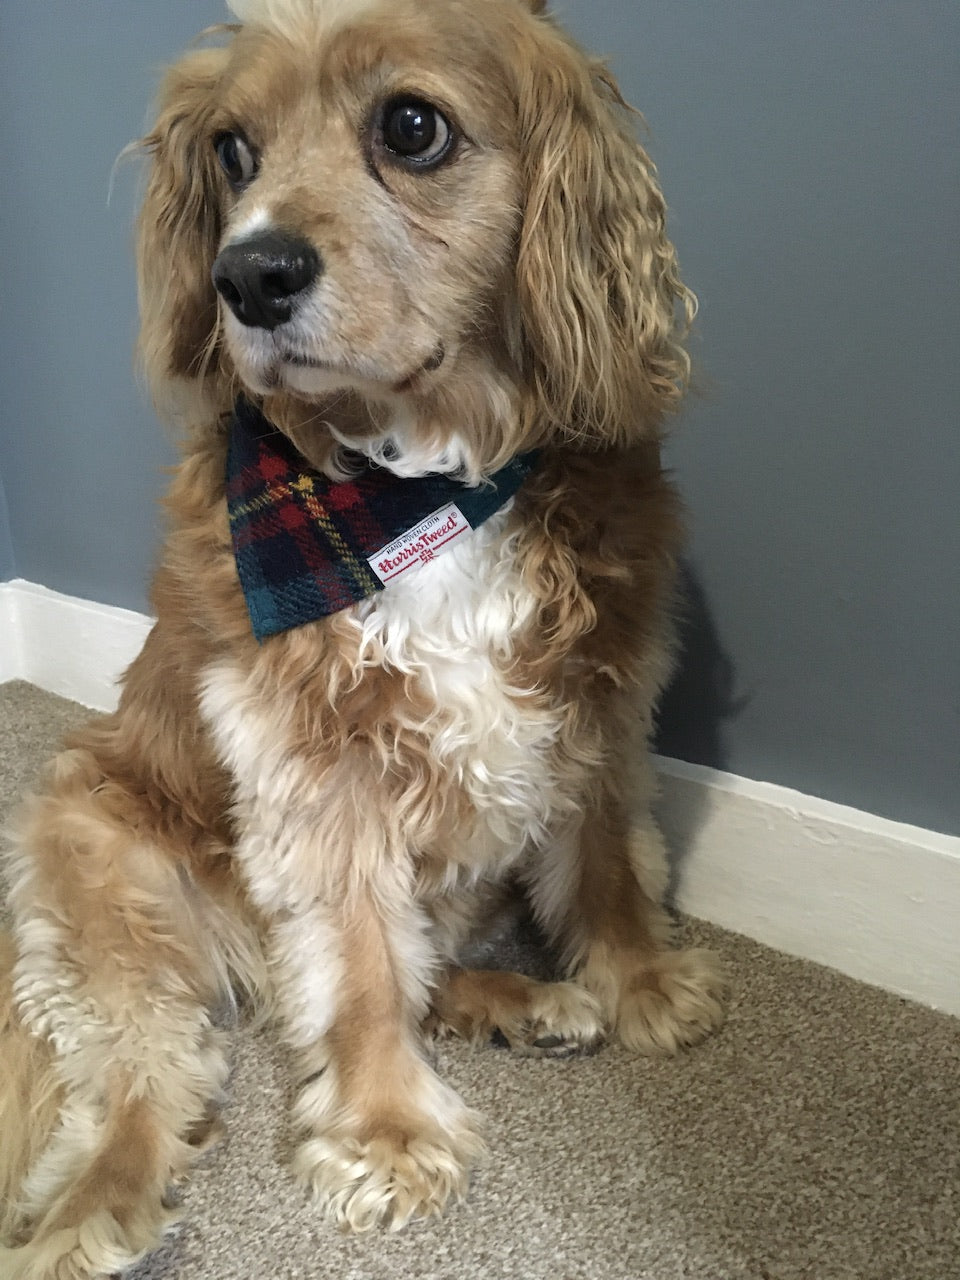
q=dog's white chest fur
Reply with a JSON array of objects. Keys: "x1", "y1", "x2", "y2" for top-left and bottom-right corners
[
  {"x1": 350, "y1": 505, "x2": 566, "y2": 861},
  {"x1": 201, "y1": 506, "x2": 565, "y2": 909}
]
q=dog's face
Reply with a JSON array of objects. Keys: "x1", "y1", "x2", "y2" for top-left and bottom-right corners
[
  {"x1": 208, "y1": 1, "x2": 523, "y2": 411},
  {"x1": 139, "y1": 0, "x2": 692, "y2": 465}
]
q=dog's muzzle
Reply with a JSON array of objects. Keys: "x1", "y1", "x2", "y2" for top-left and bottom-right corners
[{"x1": 212, "y1": 230, "x2": 321, "y2": 330}]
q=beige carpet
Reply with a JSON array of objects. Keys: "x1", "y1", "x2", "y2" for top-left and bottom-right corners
[{"x1": 1, "y1": 679, "x2": 957, "y2": 1280}]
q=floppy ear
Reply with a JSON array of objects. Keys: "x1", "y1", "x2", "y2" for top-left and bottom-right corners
[
  {"x1": 513, "y1": 29, "x2": 694, "y2": 445},
  {"x1": 137, "y1": 47, "x2": 230, "y2": 403}
]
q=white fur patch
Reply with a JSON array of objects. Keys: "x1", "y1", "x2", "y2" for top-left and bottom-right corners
[
  {"x1": 199, "y1": 664, "x2": 339, "y2": 911},
  {"x1": 201, "y1": 505, "x2": 570, "y2": 910},
  {"x1": 226, "y1": 0, "x2": 380, "y2": 36},
  {"x1": 226, "y1": 205, "x2": 272, "y2": 244},
  {"x1": 270, "y1": 904, "x2": 342, "y2": 1047},
  {"x1": 348, "y1": 506, "x2": 572, "y2": 864},
  {"x1": 329, "y1": 410, "x2": 478, "y2": 481}
]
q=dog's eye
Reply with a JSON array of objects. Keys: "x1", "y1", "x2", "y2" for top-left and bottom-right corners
[
  {"x1": 381, "y1": 99, "x2": 452, "y2": 167},
  {"x1": 213, "y1": 131, "x2": 258, "y2": 188}
]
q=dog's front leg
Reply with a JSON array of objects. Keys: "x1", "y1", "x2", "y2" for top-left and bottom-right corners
[
  {"x1": 270, "y1": 884, "x2": 484, "y2": 1231},
  {"x1": 200, "y1": 666, "x2": 483, "y2": 1229}
]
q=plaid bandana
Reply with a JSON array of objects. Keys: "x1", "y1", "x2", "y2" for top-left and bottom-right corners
[{"x1": 226, "y1": 397, "x2": 538, "y2": 642}]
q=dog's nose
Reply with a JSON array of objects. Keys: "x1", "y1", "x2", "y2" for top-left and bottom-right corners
[{"x1": 211, "y1": 231, "x2": 321, "y2": 330}]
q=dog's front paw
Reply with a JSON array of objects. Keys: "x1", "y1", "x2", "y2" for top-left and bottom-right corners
[
  {"x1": 579, "y1": 945, "x2": 725, "y2": 1055},
  {"x1": 293, "y1": 1110, "x2": 485, "y2": 1232}
]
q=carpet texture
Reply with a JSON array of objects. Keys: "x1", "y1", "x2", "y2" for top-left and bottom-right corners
[{"x1": 0, "y1": 679, "x2": 957, "y2": 1280}]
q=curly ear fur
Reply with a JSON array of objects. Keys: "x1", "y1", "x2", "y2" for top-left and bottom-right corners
[
  {"x1": 137, "y1": 47, "x2": 230, "y2": 407},
  {"x1": 513, "y1": 25, "x2": 695, "y2": 445}
]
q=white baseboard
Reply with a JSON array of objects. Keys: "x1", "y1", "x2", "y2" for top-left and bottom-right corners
[
  {"x1": 0, "y1": 583, "x2": 18, "y2": 685},
  {"x1": 0, "y1": 579, "x2": 153, "y2": 712},
  {"x1": 2, "y1": 578, "x2": 958, "y2": 1016},
  {"x1": 656, "y1": 758, "x2": 959, "y2": 1016}
]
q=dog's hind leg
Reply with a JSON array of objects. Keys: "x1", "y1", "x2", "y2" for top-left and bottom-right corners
[
  {"x1": 0, "y1": 934, "x2": 64, "y2": 1249},
  {"x1": 426, "y1": 966, "x2": 603, "y2": 1056},
  {"x1": 0, "y1": 754, "x2": 248, "y2": 1280}
]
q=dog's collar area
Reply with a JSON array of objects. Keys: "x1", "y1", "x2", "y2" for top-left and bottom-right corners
[{"x1": 226, "y1": 397, "x2": 538, "y2": 641}]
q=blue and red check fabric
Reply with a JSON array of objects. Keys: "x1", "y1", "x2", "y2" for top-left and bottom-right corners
[{"x1": 226, "y1": 397, "x2": 537, "y2": 641}]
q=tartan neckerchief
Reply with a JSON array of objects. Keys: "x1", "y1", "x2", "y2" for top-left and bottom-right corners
[{"x1": 226, "y1": 397, "x2": 538, "y2": 642}]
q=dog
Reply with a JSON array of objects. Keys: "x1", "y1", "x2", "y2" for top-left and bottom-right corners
[{"x1": 0, "y1": 0, "x2": 724, "y2": 1274}]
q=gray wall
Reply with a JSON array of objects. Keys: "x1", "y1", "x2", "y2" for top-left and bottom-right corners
[
  {"x1": 558, "y1": 0, "x2": 960, "y2": 835},
  {"x1": 0, "y1": 1, "x2": 221, "y2": 611},
  {"x1": 0, "y1": 477, "x2": 15, "y2": 581},
  {"x1": 1, "y1": 1, "x2": 957, "y2": 834}
]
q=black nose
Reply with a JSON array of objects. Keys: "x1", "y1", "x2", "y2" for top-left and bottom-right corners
[{"x1": 211, "y1": 230, "x2": 321, "y2": 330}]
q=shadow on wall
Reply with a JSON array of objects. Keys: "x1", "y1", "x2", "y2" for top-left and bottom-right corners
[{"x1": 653, "y1": 560, "x2": 747, "y2": 904}]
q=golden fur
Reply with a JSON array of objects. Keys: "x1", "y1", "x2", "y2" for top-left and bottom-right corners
[{"x1": 0, "y1": 0, "x2": 723, "y2": 1274}]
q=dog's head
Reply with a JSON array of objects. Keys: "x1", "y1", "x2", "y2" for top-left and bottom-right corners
[{"x1": 139, "y1": 0, "x2": 693, "y2": 472}]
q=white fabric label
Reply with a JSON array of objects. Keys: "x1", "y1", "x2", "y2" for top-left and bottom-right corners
[{"x1": 367, "y1": 503, "x2": 471, "y2": 584}]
